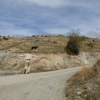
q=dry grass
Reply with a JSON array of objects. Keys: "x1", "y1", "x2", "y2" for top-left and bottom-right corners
[
  {"x1": 0, "y1": 69, "x2": 23, "y2": 76},
  {"x1": 68, "y1": 59, "x2": 100, "y2": 85},
  {"x1": 65, "y1": 59, "x2": 100, "y2": 100},
  {"x1": 0, "y1": 35, "x2": 100, "y2": 53},
  {"x1": 30, "y1": 53, "x2": 68, "y2": 72},
  {"x1": 0, "y1": 37, "x2": 26, "y2": 50},
  {"x1": 77, "y1": 66, "x2": 96, "y2": 82},
  {"x1": 0, "y1": 53, "x2": 68, "y2": 75}
]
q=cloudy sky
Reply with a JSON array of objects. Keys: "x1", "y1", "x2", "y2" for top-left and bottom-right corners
[{"x1": 0, "y1": 0, "x2": 100, "y2": 38}]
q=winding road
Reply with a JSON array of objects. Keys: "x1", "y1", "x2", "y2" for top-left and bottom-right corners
[{"x1": 0, "y1": 66, "x2": 82, "y2": 100}]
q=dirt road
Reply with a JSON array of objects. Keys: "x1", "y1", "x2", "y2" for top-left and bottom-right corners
[{"x1": 0, "y1": 66, "x2": 82, "y2": 100}]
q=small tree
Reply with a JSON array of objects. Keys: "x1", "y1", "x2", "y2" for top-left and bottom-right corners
[
  {"x1": 64, "y1": 30, "x2": 82, "y2": 55},
  {"x1": 3, "y1": 36, "x2": 8, "y2": 40},
  {"x1": 87, "y1": 42, "x2": 94, "y2": 48}
]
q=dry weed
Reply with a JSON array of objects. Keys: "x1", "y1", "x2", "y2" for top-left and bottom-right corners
[
  {"x1": 65, "y1": 59, "x2": 100, "y2": 100},
  {"x1": 77, "y1": 65, "x2": 95, "y2": 82}
]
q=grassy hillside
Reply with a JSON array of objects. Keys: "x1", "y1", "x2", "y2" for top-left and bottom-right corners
[{"x1": 0, "y1": 35, "x2": 100, "y2": 53}]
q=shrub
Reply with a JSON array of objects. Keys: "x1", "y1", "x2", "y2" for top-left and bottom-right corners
[
  {"x1": 65, "y1": 39, "x2": 79, "y2": 55},
  {"x1": 87, "y1": 42, "x2": 94, "y2": 48},
  {"x1": 3, "y1": 36, "x2": 8, "y2": 40},
  {"x1": 64, "y1": 30, "x2": 83, "y2": 55}
]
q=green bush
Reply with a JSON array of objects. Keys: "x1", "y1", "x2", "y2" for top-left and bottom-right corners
[
  {"x1": 65, "y1": 39, "x2": 79, "y2": 55},
  {"x1": 64, "y1": 30, "x2": 83, "y2": 55},
  {"x1": 87, "y1": 42, "x2": 94, "y2": 48}
]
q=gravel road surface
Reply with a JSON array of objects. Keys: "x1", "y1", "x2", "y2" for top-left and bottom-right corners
[{"x1": 0, "y1": 67, "x2": 82, "y2": 100}]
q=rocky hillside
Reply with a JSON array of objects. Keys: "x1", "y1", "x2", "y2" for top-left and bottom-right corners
[
  {"x1": 0, "y1": 35, "x2": 100, "y2": 75},
  {"x1": 0, "y1": 49, "x2": 100, "y2": 75}
]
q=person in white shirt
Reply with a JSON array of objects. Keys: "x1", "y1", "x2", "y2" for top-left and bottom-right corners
[{"x1": 20, "y1": 52, "x2": 42, "y2": 74}]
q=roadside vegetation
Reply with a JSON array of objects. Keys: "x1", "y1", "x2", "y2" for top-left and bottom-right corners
[
  {"x1": 64, "y1": 30, "x2": 85, "y2": 55},
  {"x1": 65, "y1": 59, "x2": 100, "y2": 100}
]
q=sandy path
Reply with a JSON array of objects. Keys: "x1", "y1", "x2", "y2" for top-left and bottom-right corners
[{"x1": 0, "y1": 67, "x2": 82, "y2": 100}]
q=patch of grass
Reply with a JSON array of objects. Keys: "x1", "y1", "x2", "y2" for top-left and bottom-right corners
[
  {"x1": 30, "y1": 66, "x2": 53, "y2": 73},
  {"x1": 65, "y1": 59, "x2": 100, "y2": 99},
  {"x1": 0, "y1": 70, "x2": 23, "y2": 76}
]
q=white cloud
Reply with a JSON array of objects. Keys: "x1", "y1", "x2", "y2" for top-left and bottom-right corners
[
  {"x1": 0, "y1": 28, "x2": 35, "y2": 36},
  {"x1": 86, "y1": 31, "x2": 100, "y2": 39},
  {"x1": 25, "y1": 0, "x2": 67, "y2": 8},
  {"x1": 0, "y1": 21, "x2": 14, "y2": 29},
  {"x1": 43, "y1": 28, "x2": 69, "y2": 35},
  {"x1": 0, "y1": 21, "x2": 36, "y2": 36},
  {"x1": 24, "y1": 0, "x2": 100, "y2": 13}
]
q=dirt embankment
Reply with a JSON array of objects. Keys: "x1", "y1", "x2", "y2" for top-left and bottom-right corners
[{"x1": 0, "y1": 50, "x2": 100, "y2": 75}]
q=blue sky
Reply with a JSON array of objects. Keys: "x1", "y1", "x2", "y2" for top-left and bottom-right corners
[{"x1": 0, "y1": 0, "x2": 100, "y2": 38}]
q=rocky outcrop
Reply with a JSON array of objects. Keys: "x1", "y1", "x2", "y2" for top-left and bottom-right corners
[{"x1": 0, "y1": 51, "x2": 100, "y2": 75}]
